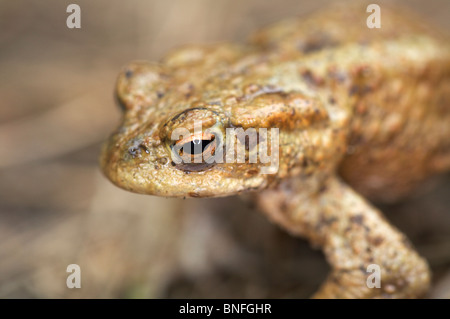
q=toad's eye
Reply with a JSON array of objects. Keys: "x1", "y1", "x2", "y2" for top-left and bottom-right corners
[
  {"x1": 172, "y1": 131, "x2": 218, "y2": 164},
  {"x1": 179, "y1": 138, "x2": 215, "y2": 155}
]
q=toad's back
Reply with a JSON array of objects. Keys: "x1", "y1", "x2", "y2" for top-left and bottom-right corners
[{"x1": 252, "y1": 5, "x2": 450, "y2": 202}]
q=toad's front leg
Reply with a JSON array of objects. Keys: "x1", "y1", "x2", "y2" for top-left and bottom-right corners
[{"x1": 257, "y1": 176, "x2": 430, "y2": 298}]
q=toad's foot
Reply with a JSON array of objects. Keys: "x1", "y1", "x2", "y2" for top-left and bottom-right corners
[{"x1": 257, "y1": 176, "x2": 430, "y2": 298}]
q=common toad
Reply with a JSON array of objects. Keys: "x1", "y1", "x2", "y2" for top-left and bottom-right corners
[{"x1": 101, "y1": 5, "x2": 450, "y2": 298}]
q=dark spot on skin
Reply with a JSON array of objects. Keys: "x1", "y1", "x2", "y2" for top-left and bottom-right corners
[
  {"x1": 362, "y1": 86, "x2": 372, "y2": 94},
  {"x1": 298, "y1": 33, "x2": 337, "y2": 54},
  {"x1": 370, "y1": 236, "x2": 384, "y2": 247},
  {"x1": 348, "y1": 134, "x2": 364, "y2": 148},
  {"x1": 349, "y1": 85, "x2": 359, "y2": 96},
  {"x1": 170, "y1": 161, "x2": 176, "y2": 166},
  {"x1": 301, "y1": 158, "x2": 309, "y2": 168},
  {"x1": 328, "y1": 96, "x2": 336, "y2": 104},
  {"x1": 330, "y1": 274, "x2": 340, "y2": 284},
  {"x1": 157, "y1": 91, "x2": 164, "y2": 99},
  {"x1": 245, "y1": 169, "x2": 259, "y2": 177},
  {"x1": 350, "y1": 214, "x2": 364, "y2": 225},
  {"x1": 301, "y1": 70, "x2": 322, "y2": 86},
  {"x1": 349, "y1": 85, "x2": 372, "y2": 97},
  {"x1": 157, "y1": 157, "x2": 169, "y2": 165},
  {"x1": 183, "y1": 84, "x2": 195, "y2": 99},
  {"x1": 301, "y1": 70, "x2": 314, "y2": 83},
  {"x1": 125, "y1": 70, "x2": 133, "y2": 78},
  {"x1": 318, "y1": 184, "x2": 327, "y2": 193},
  {"x1": 316, "y1": 215, "x2": 337, "y2": 232},
  {"x1": 279, "y1": 201, "x2": 288, "y2": 213},
  {"x1": 188, "y1": 192, "x2": 200, "y2": 198}
]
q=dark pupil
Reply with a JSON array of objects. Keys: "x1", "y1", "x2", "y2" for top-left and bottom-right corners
[{"x1": 181, "y1": 139, "x2": 213, "y2": 155}]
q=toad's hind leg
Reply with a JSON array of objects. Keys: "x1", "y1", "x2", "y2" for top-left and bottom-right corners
[{"x1": 257, "y1": 176, "x2": 430, "y2": 298}]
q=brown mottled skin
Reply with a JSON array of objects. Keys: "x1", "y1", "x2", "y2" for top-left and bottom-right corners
[{"x1": 101, "y1": 5, "x2": 450, "y2": 298}]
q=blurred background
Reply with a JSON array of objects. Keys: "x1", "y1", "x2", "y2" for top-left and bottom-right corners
[{"x1": 0, "y1": 0, "x2": 449, "y2": 298}]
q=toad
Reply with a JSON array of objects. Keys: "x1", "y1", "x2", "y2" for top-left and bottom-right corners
[{"x1": 100, "y1": 5, "x2": 450, "y2": 298}]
